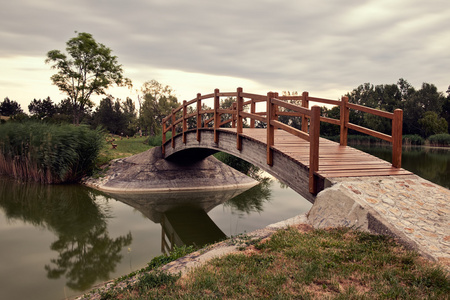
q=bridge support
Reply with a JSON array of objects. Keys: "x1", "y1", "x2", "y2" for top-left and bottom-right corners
[{"x1": 164, "y1": 129, "x2": 323, "y2": 203}]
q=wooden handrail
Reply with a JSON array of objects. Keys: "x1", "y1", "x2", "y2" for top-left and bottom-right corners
[{"x1": 161, "y1": 87, "x2": 404, "y2": 192}]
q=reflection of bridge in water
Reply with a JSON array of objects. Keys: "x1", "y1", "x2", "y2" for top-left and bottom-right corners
[{"x1": 108, "y1": 187, "x2": 256, "y2": 254}]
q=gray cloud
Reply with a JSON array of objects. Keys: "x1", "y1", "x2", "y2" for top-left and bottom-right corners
[{"x1": 1, "y1": 0, "x2": 449, "y2": 102}]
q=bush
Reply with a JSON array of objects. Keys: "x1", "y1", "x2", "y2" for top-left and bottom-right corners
[
  {"x1": 427, "y1": 133, "x2": 450, "y2": 146},
  {"x1": 402, "y1": 134, "x2": 425, "y2": 145},
  {"x1": 147, "y1": 132, "x2": 172, "y2": 147},
  {"x1": 0, "y1": 121, "x2": 104, "y2": 183}
]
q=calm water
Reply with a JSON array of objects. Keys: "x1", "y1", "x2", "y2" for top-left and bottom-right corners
[
  {"x1": 355, "y1": 146, "x2": 450, "y2": 189},
  {"x1": 0, "y1": 146, "x2": 448, "y2": 300},
  {"x1": 0, "y1": 176, "x2": 310, "y2": 300}
]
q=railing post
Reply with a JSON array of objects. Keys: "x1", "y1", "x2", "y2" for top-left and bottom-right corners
[
  {"x1": 162, "y1": 118, "x2": 166, "y2": 157},
  {"x1": 274, "y1": 92, "x2": 279, "y2": 120},
  {"x1": 392, "y1": 109, "x2": 403, "y2": 168},
  {"x1": 236, "y1": 87, "x2": 243, "y2": 150},
  {"x1": 301, "y1": 91, "x2": 309, "y2": 132},
  {"x1": 340, "y1": 96, "x2": 349, "y2": 146},
  {"x1": 267, "y1": 92, "x2": 275, "y2": 166},
  {"x1": 213, "y1": 88, "x2": 220, "y2": 144},
  {"x1": 196, "y1": 93, "x2": 201, "y2": 142},
  {"x1": 171, "y1": 108, "x2": 176, "y2": 148},
  {"x1": 250, "y1": 98, "x2": 256, "y2": 128},
  {"x1": 309, "y1": 106, "x2": 320, "y2": 194},
  {"x1": 182, "y1": 100, "x2": 187, "y2": 144},
  {"x1": 232, "y1": 102, "x2": 237, "y2": 128}
]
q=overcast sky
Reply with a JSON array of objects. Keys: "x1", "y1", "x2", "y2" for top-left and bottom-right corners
[{"x1": 1, "y1": 0, "x2": 449, "y2": 112}]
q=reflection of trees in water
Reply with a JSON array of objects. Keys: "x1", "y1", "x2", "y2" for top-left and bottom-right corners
[
  {"x1": 0, "y1": 179, "x2": 132, "y2": 291},
  {"x1": 45, "y1": 222, "x2": 132, "y2": 291},
  {"x1": 223, "y1": 177, "x2": 272, "y2": 216}
]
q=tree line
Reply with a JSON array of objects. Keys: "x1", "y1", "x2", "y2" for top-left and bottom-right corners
[
  {"x1": 1, "y1": 32, "x2": 449, "y2": 140},
  {"x1": 320, "y1": 78, "x2": 450, "y2": 138}
]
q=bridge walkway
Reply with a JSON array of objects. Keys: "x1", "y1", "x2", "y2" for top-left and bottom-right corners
[{"x1": 220, "y1": 128, "x2": 412, "y2": 179}]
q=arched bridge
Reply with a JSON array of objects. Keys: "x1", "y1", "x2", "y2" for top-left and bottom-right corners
[{"x1": 162, "y1": 88, "x2": 411, "y2": 203}]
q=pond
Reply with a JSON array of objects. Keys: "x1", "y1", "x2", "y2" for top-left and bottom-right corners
[
  {"x1": 0, "y1": 175, "x2": 311, "y2": 300},
  {"x1": 354, "y1": 145, "x2": 450, "y2": 189},
  {"x1": 0, "y1": 145, "x2": 448, "y2": 300}
]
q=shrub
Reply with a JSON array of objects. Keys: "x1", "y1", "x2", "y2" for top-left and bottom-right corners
[
  {"x1": 147, "y1": 132, "x2": 172, "y2": 147},
  {"x1": 0, "y1": 121, "x2": 103, "y2": 183},
  {"x1": 402, "y1": 134, "x2": 425, "y2": 145},
  {"x1": 427, "y1": 133, "x2": 450, "y2": 146}
]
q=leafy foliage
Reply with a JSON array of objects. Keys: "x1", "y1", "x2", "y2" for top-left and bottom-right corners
[
  {"x1": 427, "y1": 133, "x2": 450, "y2": 146},
  {"x1": 139, "y1": 80, "x2": 178, "y2": 136},
  {"x1": 0, "y1": 97, "x2": 23, "y2": 117},
  {"x1": 28, "y1": 97, "x2": 57, "y2": 120},
  {"x1": 91, "y1": 96, "x2": 137, "y2": 136},
  {"x1": 46, "y1": 32, "x2": 131, "y2": 125}
]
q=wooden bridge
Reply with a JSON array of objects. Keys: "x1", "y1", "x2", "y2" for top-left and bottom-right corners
[{"x1": 162, "y1": 88, "x2": 411, "y2": 203}]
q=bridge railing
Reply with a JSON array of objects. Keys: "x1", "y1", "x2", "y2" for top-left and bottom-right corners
[
  {"x1": 162, "y1": 87, "x2": 403, "y2": 194},
  {"x1": 274, "y1": 92, "x2": 403, "y2": 168}
]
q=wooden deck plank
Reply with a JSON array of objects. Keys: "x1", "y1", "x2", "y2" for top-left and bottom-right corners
[{"x1": 220, "y1": 128, "x2": 411, "y2": 179}]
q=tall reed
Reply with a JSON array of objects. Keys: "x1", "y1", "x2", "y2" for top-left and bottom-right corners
[{"x1": 0, "y1": 121, "x2": 104, "y2": 183}]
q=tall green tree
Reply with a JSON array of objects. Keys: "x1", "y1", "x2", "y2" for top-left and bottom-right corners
[
  {"x1": 28, "y1": 97, "x2": 56, "y2": 120},
  {"x1": 92, "y1": 96, "x2": 137, "y2": 136},
  {"x1": 418, "y1": 111, "x2": 448, "y2": 137},
  {"x1": 0, "y1": 97, "x2": 23, "y2": 117},
  {"x1": 45, "y1": 32, "x2": 131, "y2": 125},
  {"x1": 140, "y1": 80, "x2": 178, "y2": 136},
  {"x1": 402, "y1": 82, "x2": 446, "y2": 136}
]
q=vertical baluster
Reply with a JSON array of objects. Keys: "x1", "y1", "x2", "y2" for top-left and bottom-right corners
[
  {"x1": 301, "y1": 91, "x2": 309, "y2": 132},
  {"x1": 392, "y1": 109, "x2": 403, "y2": 168},
  {"x1": 171, "y1": 108, "x2": 175, "y2": 148},
  {"x1": 309, "y1": 106, "x2": 320, "y2": 194},
  {"x1": 250, "y1": 98, "x2": 256, "y2": 128},
  {"x1": 236, "y1": 87, "x2": 243, "y2": 150},
  {"x1": 162, "y1": 117, "x2": 166, "y2": 156},
  {"x1": 266, "y1": 92, "x2": 275, "y2": 166},
  {"x1": 182, "y1": 100, "x2": 187, "y2": 144},
  {"x1": 340, "y1": 96, "x2": 349, "y2": 146},
  {"x1": 196, "y1": 93, "x2": 201, "y2": 142},
  {"x1": 214, "y1": 88, "x2": 220, "y2": 144}
]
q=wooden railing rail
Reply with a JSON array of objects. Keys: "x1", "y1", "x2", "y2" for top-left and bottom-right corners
[{"x1": 162, "y1": 87, "x2": 403, "y2": 194}]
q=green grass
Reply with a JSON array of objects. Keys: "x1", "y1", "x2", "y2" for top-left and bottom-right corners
[
  {"x1": 96, "y1": 134, "x2": 152, "y2": 166},
  {"x1": 100, "y1": 226, "x2": 449, "y2": 299}
]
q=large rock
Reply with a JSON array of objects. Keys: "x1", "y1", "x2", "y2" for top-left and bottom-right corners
[{"x1": 84, "y1": 147, "x2": 257, "y2": 193}]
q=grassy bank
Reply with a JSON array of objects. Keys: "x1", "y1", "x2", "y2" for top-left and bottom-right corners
[
  {"x1": 94, "y1": 226, "x2": 448, "y2": 299},
  {"x1": 96, "y1": 134, "x2": 151, "y2": 166}
]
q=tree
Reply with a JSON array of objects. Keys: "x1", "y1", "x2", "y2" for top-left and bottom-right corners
[
  {"x1": 92, "y1": 96, "x2": 137, "y2": 135},
  {"x1": 140, "y1": 80, "x2": 178, "y2": 136},
  {"x1": 45, "y1": 32, "x2": 131, "y2": 125},
  {"x1": 0, "y1": 97, "x2": 23, "y2": 116},
  {"x1": 28, "y1": 97, "x2": 56, "y2": 120},
  {"x1": 418, "y1": 111, "x2": 448, "y2": 137},
  {"x1": 442, "y1": 89, "x2": 450, "y2": 133},
  {"x1": 403, "y1": 82, "x2": 446, "y2": 135}
]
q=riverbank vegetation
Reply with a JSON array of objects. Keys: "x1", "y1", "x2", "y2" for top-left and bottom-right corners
[
  {"x1": 0, "y1": 121, "x2": 103, "y2": 183},
  {"x1": 94, "y1": 226, "x2": 449, "y2": 299}
]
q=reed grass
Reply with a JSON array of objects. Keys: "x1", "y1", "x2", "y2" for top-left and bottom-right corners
[{"x1": 0, "y1": 121, "x2": 103, "y2": 183}]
